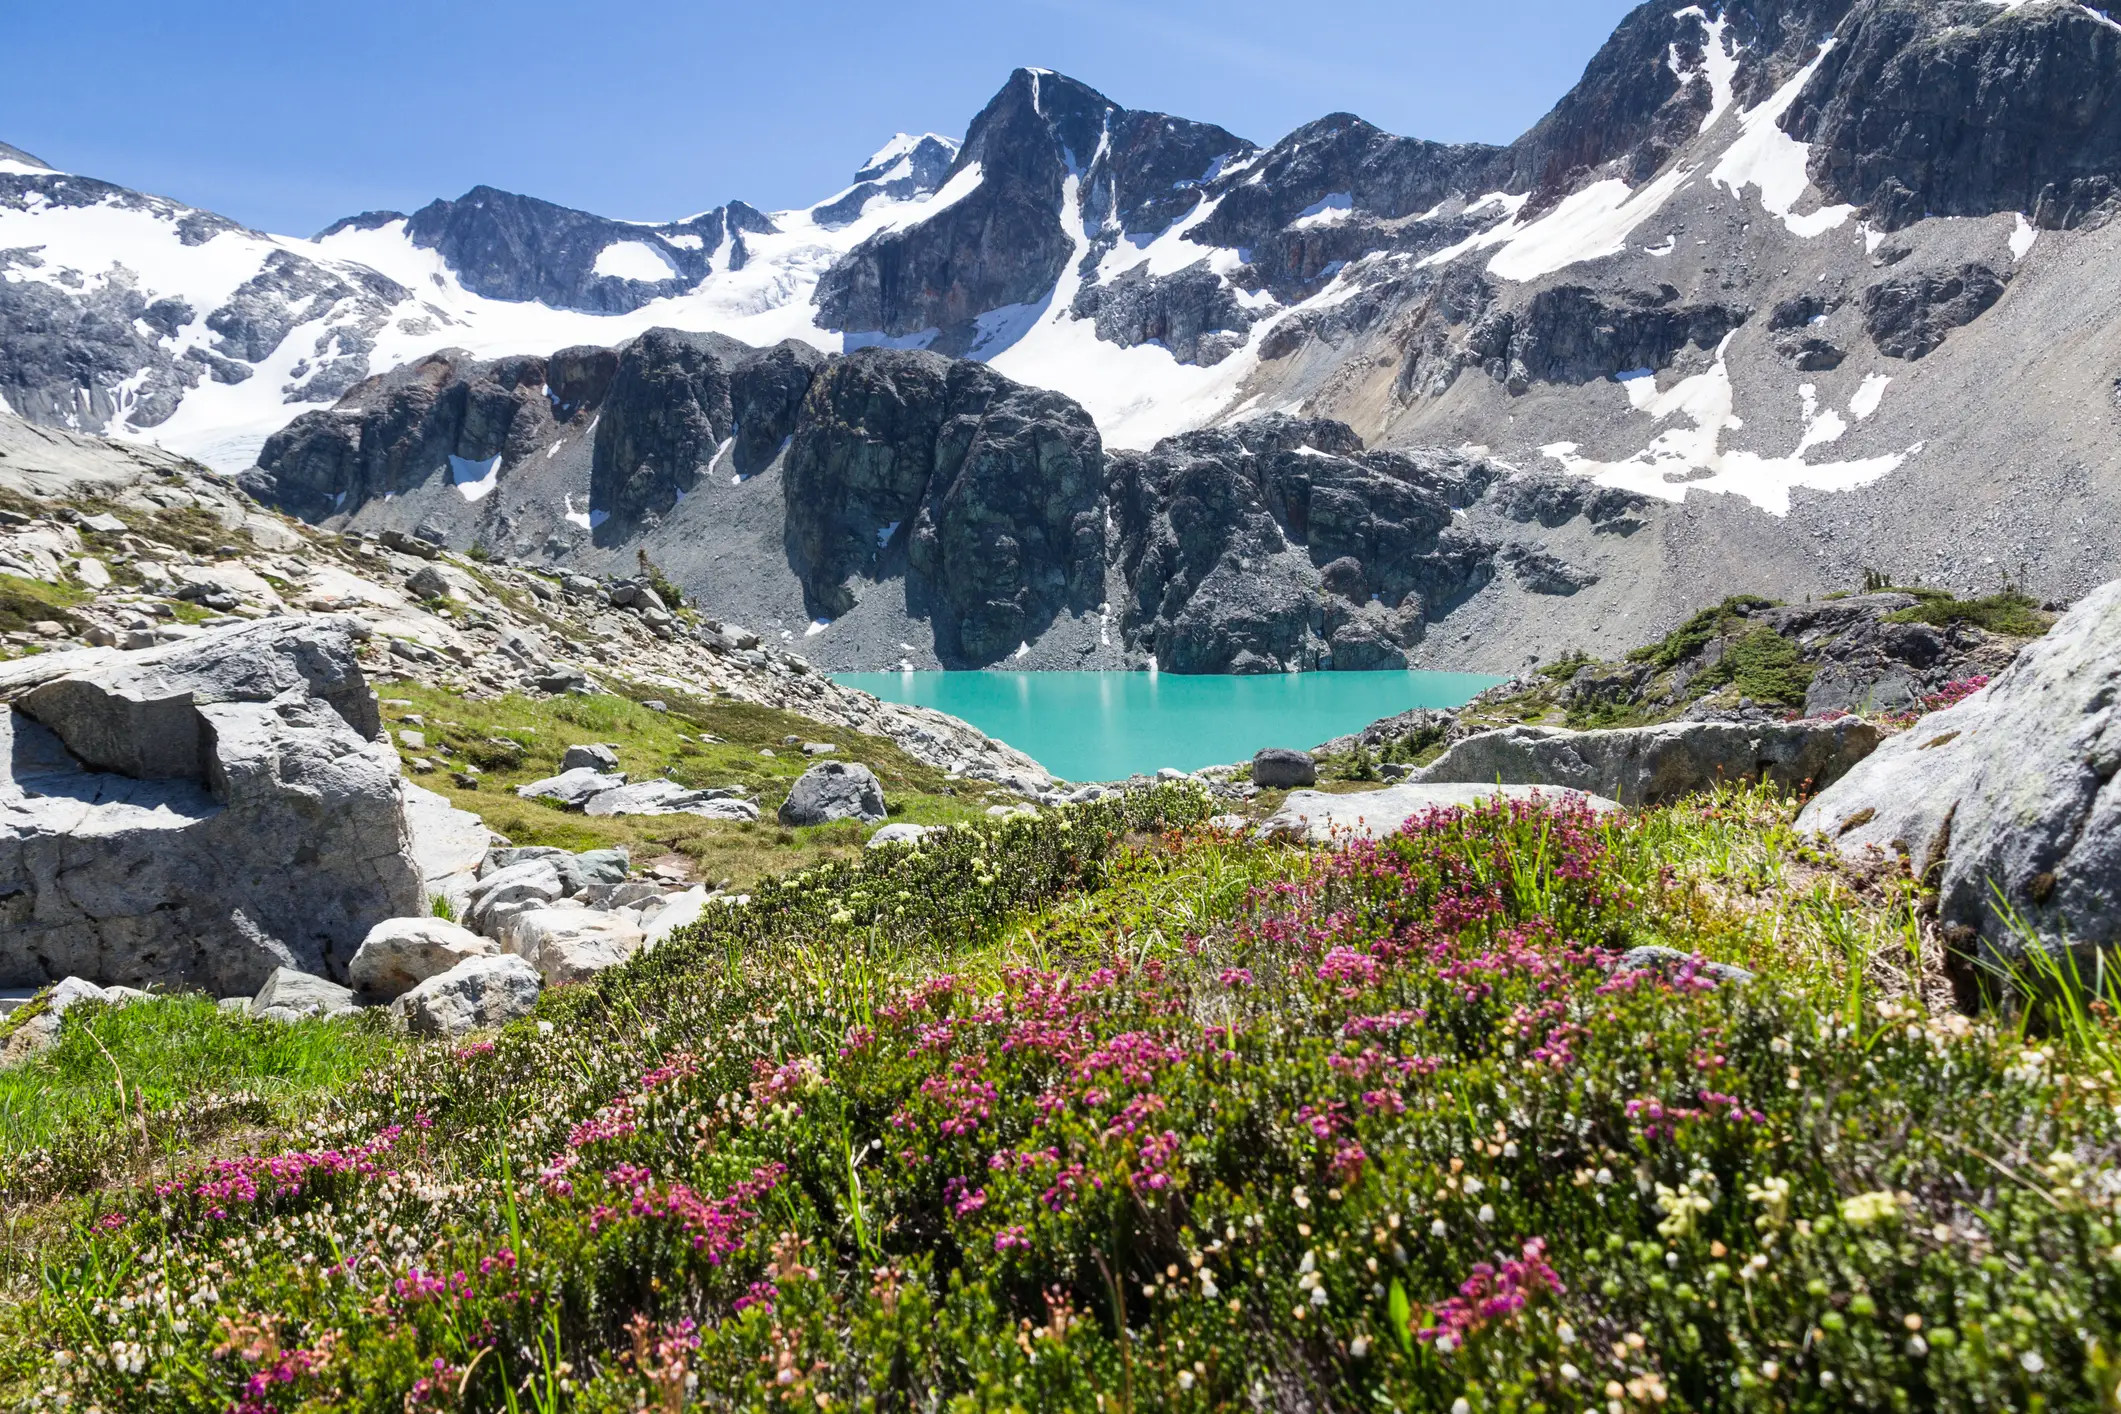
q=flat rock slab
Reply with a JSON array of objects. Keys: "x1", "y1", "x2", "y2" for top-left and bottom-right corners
[
  {"x1": 1414, "y1": 718, "x2": 1881, "y2": 808},
  {"x1": 516, "y1": 767, "x2": 625, "y2": 808},
  {"x1": 1260, "y1": 783, "x2": 1621, "y2": 845}
]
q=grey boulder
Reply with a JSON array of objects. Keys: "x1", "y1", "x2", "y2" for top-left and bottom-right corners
[
  {"x1": 1413, "y1": 718, "x2": 1881, "y2": 808},
  {"x1": 561, "y1": 743, "x2": 620, "y2": 772},
  {"x1": 866, "y1": 822, "x2": 936, "y2": 848},
  {"x1": 252, "y1": 965, "x2": 358, "y2": 1022},
  {"x1": 582, "y1": 779, "x2": 759, "y2": 820},
  {"x1": 348, "y1": 917, "x2": 500, "y2": 1000},
  {"x1": 0, "y1": 618, "x2": 425, "y2": 996},
  {"x1": 1798, "y1": 579, "x2": 2121, "y2": 983},
  {"x1": 1260, "y1": 782, "x2": 1620, "y2": 845},
  {"x1": 778, "y1": 761, "x2": 888, "y2": 826},
  {"x1": 1613, "y1": 945, "x2": 1756, "y2": 987},
  {"x1": 516, "y1": 767, "x2": 626, "y2": 808},
  {"x1": 510, "y1": 907, "x2": 645, "y2": 984},
  {"x1": 1251, "y1": 747, "x2": 1318, "y2": 789},
  {"x1": 390, "y1": 954, "x2": 542, "y2": 1037}
]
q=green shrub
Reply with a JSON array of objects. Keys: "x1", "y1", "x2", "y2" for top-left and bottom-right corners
[
  {"x1": 1698, "y1": 622, "x2": 1816, "y2": 708},
  {"x1": 1888, "y1": 590, "x2": 2052, "y2": 638},
  {"x1": 1627, "y1": 595, "x2": 1780, "y2": 669}
]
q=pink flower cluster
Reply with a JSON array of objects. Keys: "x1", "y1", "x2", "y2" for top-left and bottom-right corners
[
  {"x1": 183, "y1": 1125, "x2": 404, "y2": 1220},
  {"x1": 1416, "y1": 1238, "x2": 1565, "y2": 1347}
]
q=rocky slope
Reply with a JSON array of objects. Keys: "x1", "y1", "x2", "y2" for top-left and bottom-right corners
[
  {"x1": 5, "y1": 0, "x2": 2121, "y2": 669},
  {"x1": 0, "y1": 415, "x2": 1052, "y2": 782}
]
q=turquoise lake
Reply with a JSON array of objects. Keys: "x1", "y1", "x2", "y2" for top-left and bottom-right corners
[{"x1": 832, "y1": 671, "x2": 1505, "y2": 782}]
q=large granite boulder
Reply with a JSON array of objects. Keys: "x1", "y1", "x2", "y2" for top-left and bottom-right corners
[
  {"x1": 1251, "y1": 748, "x2": 1318, "y2": 789},
  {"x1": 1260, "y1": 782, "x2": 1620, "y2": 845},
  {"x1": 511, "y1": 907, "x2": 646, "y2": 984},
  {"x1": 779, "y1": 761, "x2": 888, "y2": 827},
  {"x1": 1798, "y1": 581, "x2": 2121, "y2": 986},
  {"x1": 349, "y1": 917, "x2": 500, "y2": 1001},
  {"x1": 0, "y1": 619, "x2": 427, "y2": 995},
  {"x1": 252, "y1": 966, "x2": 359, "y2": 1022},
  {"x1": 1413, "y1": 719, "x2": 1882, "y2": 808},
  {"x1": 390, "y1": 954, "x2": 542, "y2": 1037}
]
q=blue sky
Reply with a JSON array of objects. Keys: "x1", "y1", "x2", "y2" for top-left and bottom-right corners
[{"x1": 2, "y1": 0, "x2": 1640, "y2": 235}]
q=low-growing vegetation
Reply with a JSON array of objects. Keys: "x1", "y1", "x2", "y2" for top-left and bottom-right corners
[
  {"x1": 8, "y1": 783, "x2": 2119, "y2": 1411},
  {"x1": 377, "y1": 681, "x2": 995, "y2": 888}
]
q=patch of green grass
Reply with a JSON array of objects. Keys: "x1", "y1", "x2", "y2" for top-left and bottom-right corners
[
  {"x1": 377, "y1": 680, "x2": 992, "y2": 888},
  {"x1": 0, "y1": 995, "x2": 402, "y2": 1177},
  {"x1": 0, "y1": 571, "x2": 87, "y2": 634}
]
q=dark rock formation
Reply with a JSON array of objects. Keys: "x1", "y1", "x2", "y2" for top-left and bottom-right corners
[
  {"x1": 782, "y1": 349, "x2": 1105, "y2": 663},
  {"x1": 242, "y1": 350, "x2": 556, "y2": 524},
  {"x1": 589, "y1": 328, "x2": 749, "y2": 532},
  {"x1": 1463, "y1": 284, "x2": 1750, "y2": 391},
  {"x1": 1789, "y1": 0, "x2": 2121, "y2": 231},
  {"x1": 815, "y1": 69, "x2": 1250, "y2": 342},
  {"x1": 1107, "y1": 415, "x2": 1502, "y2": 673},
  {"x1": 377, "y1": 186, "x2": 729, "y2": 314},
  {"x1": 730, "y1": 340, "x2": 826, "y2": 477},
  {"x1": 1068, "y1": 259, "x2": 1255, "y2": 365},
  {"x1": 1861, "y1": 262, "x2": 2008, "y2": 359}
]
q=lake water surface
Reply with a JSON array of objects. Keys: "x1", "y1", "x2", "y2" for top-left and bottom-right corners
[{"x1": 833, "y1": 670, "x2": 1505, "y2": 782}]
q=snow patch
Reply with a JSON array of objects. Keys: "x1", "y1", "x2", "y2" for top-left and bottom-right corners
[
  {"x1": 663, "y1": 233, "x2": 704, "y2": 251},
  {"x1": 1670, "y1": 8, "x2": 1740, "y2": 134},
  {"x1": 1708, "y1": 41, "x2": 1856, "y2": 238},
  {"x1": 2010, "y1": 213, "x2": 2039, "y2": 260},
  {"x1": 1479, "y1": 166, "x2": 1697, "y2": 282},
  {"x1": 1849, "y1": 373, "x2": 1891, "y2": 421},
  {"x1": 1542, "y1": 335, "x2": 1909, "y2": 515},
  {"x1": 449, "y1": 453, "x2": 501, "y2": 502},
  {"x1": 591, "y1": 240, "x2": 681, "y2": 283},
  {"x1": 1289, "y1": 193, "x2": 1353, "y2": 229}
]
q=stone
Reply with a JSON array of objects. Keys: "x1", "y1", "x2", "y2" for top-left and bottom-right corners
[
  {"x1": 404, "y1": 562, "x2": 482, "y2": 603},
  {"x1": 801, "y1": 742, "x2": 837, "y2": 756},
  {"x1": 72, "y1": 558, "x2": 111, "y2": 589},
  {"x1": 1798, "y1": 580, "x2": 2121, "y2": 988},
  {"x1": 561, "y1": 743, "x2": 620, "y2": 772},
  {"x1": 390, "y1": 954, "x2": 542, "y2": 1037},
  {"x1": 1412, "y1": 719, "x2": 1882, "y2": 808},
  {"x1": 778, "y1": 761, "x2": 888, "y2": 827},
  {"x1": 1613, "y1": 946, "x2": 1756, "y2": 986},
  {"x1": 515, "y1": 766, "x2": 626, "y2": 808},
  {"x1": 866, "y1": 822, "x2": 936, "y2": 848},
  {"x1": 1209, "y1": 813, "x2": 1251, "y2": 832},
  {"x1": 1259, "y1": 783, "x2": 1621, "y2": 845},
  {"x1": 642, "y1": 885, "x2": 715, "y2": 947},
  {"x1": 1251, "y1": 747, "x2": 1318, "y2": 789},
  {"x1": 510, "y1": 907, "x2": 647, "y2": 984},
  {"x1": 466, "y1": 860, "x2": 569, "y2": 937},
  {"x1": 0, "y1": 975, "x2": 116, "y2": 1062},
  {"x1": 251, "y1": 966, "x2": 358, "y2": 1020},
  {"x1": 79, "y1": 513, "x2": 127, "y2": 534},
  {"x1": 348, "y1": 917, "x2": 500, "y2": 1000},
  {"x1": 0, "y1": 619, "x2": 423, "y2": 995},
  {"x1": 403, "y1": 782, "x2": 489, "y2": 914},
  {"x1": 582, "y1": 779, "x2": 759, "y2": 821}
]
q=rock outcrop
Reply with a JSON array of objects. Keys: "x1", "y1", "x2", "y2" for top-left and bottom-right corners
[
  {"x1": 1260, "y1": 782, "x2": 1620, "y2": 844},
  {"x1": 0, "y1": 619, "x2": 442, "y2": 995},
  {"x1": 348, "y1": 918, "x2": 500, "y2": 1001},
  {"x1": 779, "y1": 761, "x2": 888, "y2": 826},
  {"x1": 390, "y1": 953, "x2": 542, "y2": 1037},
  {"x1": 783, "y1": 349, "x2": 1106, "y2": 662},
  {"x1": 1798, "y1": 579, "x2": 2121, "y2": 987},
  {"x1": 1108, "y1": 416, "x2": 1501, "y2": 672},
  {"x1": 1413, "y1": 719, "x2": 1882, "y2": 808}
]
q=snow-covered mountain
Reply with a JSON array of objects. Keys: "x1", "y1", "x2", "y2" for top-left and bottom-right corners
[{"x1": 5, "y1": 0, "x2": 2121, "y2": 673}]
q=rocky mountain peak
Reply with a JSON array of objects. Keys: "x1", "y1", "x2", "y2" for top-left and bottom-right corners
[{"x1": 0, "y1": 141, "x2": 55, "y2": 172}]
